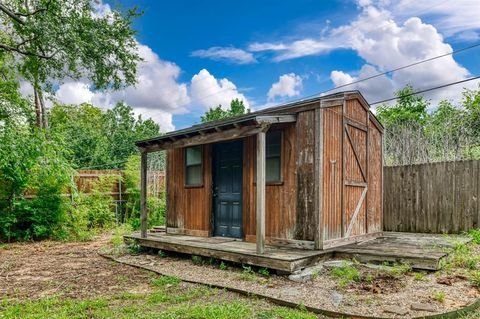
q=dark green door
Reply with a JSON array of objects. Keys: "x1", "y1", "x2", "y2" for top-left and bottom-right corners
[{"x1": 213, "y1": 140, "x2": 243, "y2": 238}]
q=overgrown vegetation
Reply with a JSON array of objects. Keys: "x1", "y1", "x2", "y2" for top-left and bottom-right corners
[
  {"x1": 0, "y1": 1, "x2": 168, "y2": 243},
  {"x1": 377, "y1": 85, "x2": 480, "y2": 165}
]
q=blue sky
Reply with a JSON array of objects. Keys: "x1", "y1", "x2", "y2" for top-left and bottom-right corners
[{"x1": 54, "y1": 0, "x2": 480, "y2": 131}]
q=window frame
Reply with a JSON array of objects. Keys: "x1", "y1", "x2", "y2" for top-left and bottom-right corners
[
  {"x1": 184, "y1": 145, "x2": 204, "y2": 188},
  {"x1": 265, "y1": 130, "x2": 283, "y2": 185}
]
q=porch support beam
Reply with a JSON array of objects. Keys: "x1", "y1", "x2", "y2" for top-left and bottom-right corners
[
  {"x1": 140, "y1": 150, "x2": 148, "y2": 238},
  {"x1": 256, "y1": 130, "x2": 266, "y2": 254},
  {"x1": 256, "y1": 123, "x2": 270, "y2": 254}
]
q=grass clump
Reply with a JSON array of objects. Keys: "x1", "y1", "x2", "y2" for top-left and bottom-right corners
[
  {"x1": 329, "y1": 262, "x2": 360, "y2": 288},
  {"x1": 382, "y1": 262, "x2": 412, "y2": 277},
  {"x1": 444, "y1": 242, "x2": 479, "y2": 271},
  {"x1": 413, "y1": 271, "x2": 428, "y2": 281},
  {"x1": 468, "y1": 271, "x2": 480, "y2": 287},
  {"x1": 239, "y1": 265, "x2": 257, "y2": 282},
  {"x1": 258, "y1": 267, "x2": 270, "y2": 277},
  {"x1": 191, "y1": 255, "x2": 204, "y2": 265},
  {"x1": 151, "y1": 275, "x2": 181, "y2": 287},
  {"x1": 432, "y1": 290, "x2": 446, "y2": 303},
  {"x1": 219, "y1": 261, "x2": 227, "y2": 270},
  {"x1": 467, "y1": 229, "x2": 480, "y2": 245}
]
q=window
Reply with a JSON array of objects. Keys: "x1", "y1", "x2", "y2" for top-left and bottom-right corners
[
  {"x1": 266, "y1": 131, "x2": 282, "y2": 183},
  {"x1": 185, "y1": 146, "x2": 202, "y2": 186}
]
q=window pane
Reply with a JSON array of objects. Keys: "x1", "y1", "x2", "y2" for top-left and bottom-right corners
[
  {"x1": 186, "y1": 146, "x2": 202, "y2": 166},
  {"x1": 266, "y1": 142, "x2": 281, "y2": 157},
  {"x1": 186, "y1": 165, "x2": 202, "y2": 185},
  {"x1": 266, "y1": 157, "x2": 280, "y2": 182}
]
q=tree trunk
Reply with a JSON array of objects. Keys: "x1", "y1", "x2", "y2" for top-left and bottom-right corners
[
  {"x1": 33, "y1": 87, "x2": 42, "y2": 128},
  {"x1": 38, "y1": 89, "x2": 48, "y2": 129}
]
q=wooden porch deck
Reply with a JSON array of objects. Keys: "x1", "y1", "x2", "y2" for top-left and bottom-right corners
[{"x1": 125, "y1": 232, "x2": 469, "y2": 272}]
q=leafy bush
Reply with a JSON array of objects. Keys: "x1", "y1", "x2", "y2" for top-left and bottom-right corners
[
  {"x1": 62, "y1": 175, "x2": 118, "y2": 241},
  {"x1": 0, "y1": 127, "x2": 73, "y2": 241},
  {"x1": 123, "y1": 154, "x2": 165, "y2": 229}
]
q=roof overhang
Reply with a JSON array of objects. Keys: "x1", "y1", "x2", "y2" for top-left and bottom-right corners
[{"x1": 137, "y1": 114, "x2": 296, "y2": 152}]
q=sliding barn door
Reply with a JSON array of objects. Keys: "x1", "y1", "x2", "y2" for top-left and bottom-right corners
[{"x1": 343, "y1": 111, "x2": 368, "y2": 237}]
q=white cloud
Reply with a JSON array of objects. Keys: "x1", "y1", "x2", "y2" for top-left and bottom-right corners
[
  {"x1": 190, "y1": 69, "x2": 250, "y2": 109},
  {"x1": 327, "y1": 4, "x2": 473, "y2": 104},
  {"x1": 389, "y1": 0, "x2": 480, "y2": 38},
  {"x1": 56, "y1": 82, "x2": 94, "y2": 105},
  {"x1": 191, "y1": 47, "x2": 257, "y2": 64},
  {"x1": 52, "y1": 43, "x2": 190, "y2": 132},
  {"x1": 248, "y1": 38, "x2": 339, "y2": 62},
  {"x1": 267, "y1": 73, "x2": 303, "y2": 101}
]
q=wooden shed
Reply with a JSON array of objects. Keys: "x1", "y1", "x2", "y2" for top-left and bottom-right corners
[{"x1": 129, "y1": 91, "x2": 384, "y2": 271}]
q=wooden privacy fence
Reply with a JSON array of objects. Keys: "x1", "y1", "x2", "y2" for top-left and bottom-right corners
[
  {"x1": 383, "y1": 160, "x2": 480, "y2": 233},
  {"x1": 76, "y1": 170, "x2": 165, "y2": 199}
]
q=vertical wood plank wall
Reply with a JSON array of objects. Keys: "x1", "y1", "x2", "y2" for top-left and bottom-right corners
[
  {"x1": 244, "y1": 123, "x2": 300, "y2": 241},
  {"x1": 166, "y1": 145, "x2": 212, "y2": 235},
  {"x1": 321, "y1": 98, "x2": 383, "y2": 244},
  {"x1": 384, "y1": 160, "x2": 480, "y2": 233}
]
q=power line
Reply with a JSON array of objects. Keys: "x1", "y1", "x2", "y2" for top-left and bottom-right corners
[
  {"x1": 370, "y1": 75, "x2": 480, "y2": 105},
  {"x1": 296, "y1": 42, "x2": 480, "y2": 101}
]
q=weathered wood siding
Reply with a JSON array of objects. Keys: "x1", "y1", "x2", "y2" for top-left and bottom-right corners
[
  {"x1": 321, "y1": 98, "x2": 383, "y2": 245},
  {"x1": 166, "y1": 145, "x2": 212, "y2": 235},
  {"x1": 322, "y1": 106, "x2": 343, "y2": 240},
  {"x1": 165, "y1": 95, "x2": 383, "y2": 246},
  {"x1": 244, "y1": 123, "x2": 300, "y2": 241},
  {"x1": 384, "y1": 160, "x2": 480, "y2": 233}
]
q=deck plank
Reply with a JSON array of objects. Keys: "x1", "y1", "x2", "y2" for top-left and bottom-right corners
[{"x1": 124, "y1": 231, "x2": 466, "y2": 272}]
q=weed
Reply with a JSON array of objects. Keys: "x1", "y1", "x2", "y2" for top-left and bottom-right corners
[
  {"x1": 413, "y1": 272, "x2": 428, "y2": 281},
  {"x1": 468, "y1": 229, "x2": 480, "y2": 245},
  {"x1": 468, "y1": 271, "x2": 480, "y2": 287},
  {"x1": 191, "y1": 255, "x2": 204, "y2": 265},
  {"x1": 158, "y1": 250, "x2": 167, "y2": 257},
  {"x1": 151, "y1": 275, "x2": 181, "y2": 287},
  {"x1": 125, "y1": 238, "x2": 142, "y2": 254},
  {"x1": 258, "y1": 267, "x2": 270, "y2": 277},
  {"x1": 364, "y1": 274, "x2": 374, "y2": 284},
  {"x1": 239, "y1": 265, "x2": 257, "y2": 282},
  {"x1": 219, "y1": 261, "x2": 227, "y2": 270},
  {"x1": 432, "y1": 290, "x2": 446, "y2": 303},
  {"x1": 329, "y1": 262, "x2": 360, "y2": 288},
  {"x1": 445, "y1": 243, "x2": 479, "y2": 271},
  {"x1": 381, "y1": 262, "x2": 412, "y2": 277}
]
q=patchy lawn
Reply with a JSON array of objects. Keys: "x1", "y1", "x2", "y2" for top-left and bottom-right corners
[
  {"x1": 0, "y1": 236, "x2": 320, "y2": 319},
  {"x1": 102, "y1": 233, "x2": 480, "y2": 318}
]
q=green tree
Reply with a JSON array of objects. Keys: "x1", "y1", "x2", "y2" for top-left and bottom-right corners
[
  {"x1": 100, "y1": 102, "x2": 160, "y2": 168},
  {"x1": 201, "y1": 98, "x2": 247, "y2": 123},
  {"x1": 376, "y1": 85, "x2": 429, "y2": 127},
  {"x1": 49, "y1": 102, "x2": 160, "y2": 169},
  {"x1": 0, "y1": 0, "x2": 141, "y2": 128}
]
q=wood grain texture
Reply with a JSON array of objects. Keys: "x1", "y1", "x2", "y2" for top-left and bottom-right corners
[
  {"x1": 294, "y1": 111, "x2": 316, "y2": 241},
  {"x1": 243, "y1": 124, "x2": 298, "y2": 241},
  {"x1": 384, "y1": 160, "x2": 480, "y2": 233}
]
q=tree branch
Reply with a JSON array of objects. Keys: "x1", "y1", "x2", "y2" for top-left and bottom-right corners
[
  {"x1": 0, "y1": 42, "x2": 53, "y2": 59},
  {"x1": 0, "y1": 3, "x2": 25, "y2": 25}
]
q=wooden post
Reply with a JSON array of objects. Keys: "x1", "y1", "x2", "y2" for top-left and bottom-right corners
[
  {"x1": 256, "y1": 131, "x2": 266, "y2": 254},
  {"x1": 140, "y1": 150, "x2": 148, "y2": 238},
  {"x1": 314, "y1": 106, "x2": 324, "y2": 250}
]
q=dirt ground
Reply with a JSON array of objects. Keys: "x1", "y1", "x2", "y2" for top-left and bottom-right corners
[
  {"x1": 0, "y1": 236, "x2": 323, "y2": 319},
  {"x1": 1, "y1": 235, "x2": 479, "y2": 319},
  {"x1": 0, "y1": 236, "x2": 155, "y2": 300}
]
